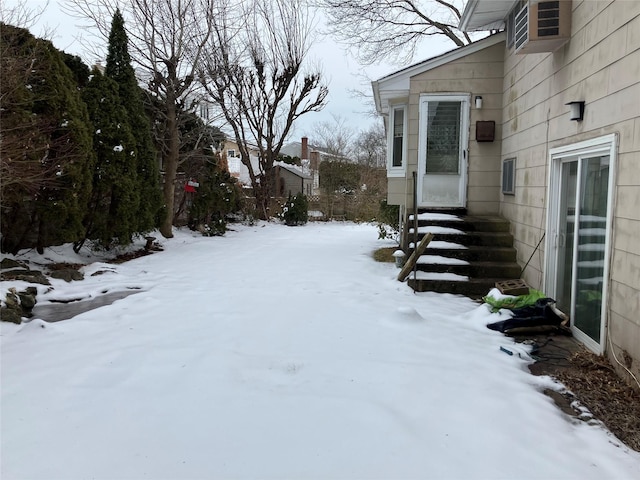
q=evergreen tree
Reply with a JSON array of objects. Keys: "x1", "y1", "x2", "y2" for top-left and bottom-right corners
[
  {"x1": 77, "y1": 69, "x2": 139, "y2": 250},
  {"x1": 0, "y1": 24, "x2": 94, "y2": 253},
  {"x1": 187, "y1": 163, "x2": 241, "y2": 236},
  {"x1": 62, "y1": 52, "x2": 91, "y2": 88},
  {"x1": 176, "y1": 112, "x2": 238, "y2": 233},
  {"x1": 105, "y1": 9, "x2": 161, "y2": 233}
]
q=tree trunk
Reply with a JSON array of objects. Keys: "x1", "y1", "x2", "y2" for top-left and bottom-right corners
[
  {"x1": 159, "y1": 100, "x2": 179, "y2": 238},
  {"x1": 254, "y1": 168, "x2": 275, "y2": 220},
  {"x1": 254, "y1": 185, "x2": 269, "y2": 220}
]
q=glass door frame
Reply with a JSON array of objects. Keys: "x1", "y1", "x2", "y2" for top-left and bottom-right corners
[
  {"x1": 416, "y1": 93, "x2": 469, "y2": 208},
  {"x1": 544, "y1": 134, "x2": 617, "y2": 354}
]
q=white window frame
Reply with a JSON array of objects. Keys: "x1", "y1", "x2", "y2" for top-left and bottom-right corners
[
  {"x1": 387, "y1": 105, "x2": 407, "y2": 177},
  {"x1": 227, "y1": 149, "x2": 236, "y2": 158}
]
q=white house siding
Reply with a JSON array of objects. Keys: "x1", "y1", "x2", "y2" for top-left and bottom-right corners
[
  {"x1": 404, "y1": 40, "x2": 506, "y2": 214},
  {"x1": 387, "y1": 176, "x2": 408, "y2": 207},
  {"x1": 500, "y1": 1, "x2": 640, "y2": 382}
]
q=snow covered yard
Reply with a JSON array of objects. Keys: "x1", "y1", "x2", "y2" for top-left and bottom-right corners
[{"x1": 2, "y1": 222, "x2": 640, "y2": 479}]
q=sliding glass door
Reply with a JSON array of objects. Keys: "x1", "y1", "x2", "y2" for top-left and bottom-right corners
[{"x1": 546, "y1": 136, "x2": 616, "y2": 353}]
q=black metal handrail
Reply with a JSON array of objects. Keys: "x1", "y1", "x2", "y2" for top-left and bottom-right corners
[{"x1": 412, "y1": 171, "x2": 418, "y2": 282}]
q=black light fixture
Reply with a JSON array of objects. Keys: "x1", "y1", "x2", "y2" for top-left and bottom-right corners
[{"x1": 566, "y1": 101, "x2": 585, "y2": 121}]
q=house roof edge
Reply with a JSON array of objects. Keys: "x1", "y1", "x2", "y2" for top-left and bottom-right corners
[{"x1": 372, "y1": 32, "x2": 506, "y2": 114}]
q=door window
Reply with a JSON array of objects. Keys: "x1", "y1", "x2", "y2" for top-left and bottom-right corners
[{"x1": 425, "y1": 101, "x2": 461, "y2": 174}]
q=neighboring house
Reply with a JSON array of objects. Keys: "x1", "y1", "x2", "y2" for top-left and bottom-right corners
[
  {"x1": 273, "y1": 162, "x2": 313, "y2": 197},
  {"x1": 281, "y1": 137, "x2": 334, "y2": 194},
  {"x1": 373, "y1": 0, "x2": 640, "y2": 385},
  {"x1": 224, "y1": 138, "x2": 311, "y2": 196},
  {"x1": 223, "y1": 138, "x2": 261, "y2": 185}
]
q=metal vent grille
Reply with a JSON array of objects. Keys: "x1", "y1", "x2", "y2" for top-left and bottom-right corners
[
  {"x1": 514, "y1": 4, "x2": 529, "y2": 51},
  {"x1": 537, "y1": 1, "x2": 561, "y2": 37}
]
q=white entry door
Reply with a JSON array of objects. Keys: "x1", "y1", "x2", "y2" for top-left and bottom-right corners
[
  {"x1": 417, "y1": 94, "x2": 469, "y2": 208},
  {"x1": 545, "y1": 135, "x2": 616, "y2": 353}
]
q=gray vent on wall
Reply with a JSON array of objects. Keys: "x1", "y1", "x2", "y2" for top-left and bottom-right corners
[
  {"x1": 515, "y1": 0, "x2": 572, "y2": 55},
  {"x1": 537, "y1": 1, "x2": 561, "y2": 37}
]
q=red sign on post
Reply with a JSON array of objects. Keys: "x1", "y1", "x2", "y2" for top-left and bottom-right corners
[{"x1": 185, "y1": 179, "x2": 199, "y2": 193}]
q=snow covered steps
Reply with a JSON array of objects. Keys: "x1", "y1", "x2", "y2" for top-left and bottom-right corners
[{"x1": 404, "y1": 212, "x2": 522, "y2": 298}]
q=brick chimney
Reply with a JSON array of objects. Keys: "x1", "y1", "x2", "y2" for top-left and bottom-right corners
[
  {"x1": 310, "y1": 150, "x2": 319, "y2": 171},
  {"x1": 301, "y1": 137, "x2": 309, "y2": 161}
]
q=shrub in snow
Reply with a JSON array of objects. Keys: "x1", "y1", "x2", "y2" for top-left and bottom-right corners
[
  {"x1": 376, "y1": 200, "x2": 400, "y2": 241},
  {"x1": 280, "y1": 193, "x2": 308, "y2": 226}
]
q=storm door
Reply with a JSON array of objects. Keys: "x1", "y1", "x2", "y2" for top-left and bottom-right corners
[
  {"x1": 417, "y1": 95, "x2": 469, "y2": 208},
  {"x1": 546, "y1": 136, "x2": 616, "y2": 353}
]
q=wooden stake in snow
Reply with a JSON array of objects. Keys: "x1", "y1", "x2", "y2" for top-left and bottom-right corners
[{"x1": 397, "y1": 233, "x2": 434, "y2": 282}]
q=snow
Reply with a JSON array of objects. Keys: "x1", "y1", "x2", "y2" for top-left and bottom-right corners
[
  {"x1": 411, "y1": 213, "x2": 462, "y2": 221},
  {"x1": 416, "y1": 255, "x2": 469, "y2": 265},
  {"x1": 2, "y1": 222, "x2": 640, "y2": 479},
  {"x1": 409, "y1": 226, "x2": 465, "y2": 234},
  {"x1": 411, "y1": 271, "x2": 469, "y2": 281},
  {"x1": 410, "y1": 240, "x2": 467, "y2": 249}
]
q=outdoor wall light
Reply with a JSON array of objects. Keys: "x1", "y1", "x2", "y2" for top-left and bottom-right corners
[
  {"x1": 475, "y1": 95, "x2": 483, "y2": 109},
  {"x1": 566, "y1": 101, "x2": 585, "y2": 121}
]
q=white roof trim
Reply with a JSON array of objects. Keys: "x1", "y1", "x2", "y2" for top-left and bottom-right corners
[
  {"x1": 460, "y1": 0, "x2": 515, "y2": 32},
  {"x1": 372, "y1": 32, "x2": 506, "y2": 115}
]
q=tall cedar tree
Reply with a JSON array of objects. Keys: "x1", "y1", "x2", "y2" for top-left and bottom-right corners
[
  {"x1": 0, "y1": 24, "x2": 94, "y2": 254},
  {"x1": 104, "y1": 9, "x2": 161, "y2": 233},
  {"x1": 77, "y1": 69, "x2": 139, "y2": 250}
]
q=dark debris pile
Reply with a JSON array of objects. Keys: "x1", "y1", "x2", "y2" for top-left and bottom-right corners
[{"x1": 557, "y1": 349, "x2": 640, "y2": 452}]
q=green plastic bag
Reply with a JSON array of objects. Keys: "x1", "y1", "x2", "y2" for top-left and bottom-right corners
[{"x1": 483, "y1": 289, "x2": 547, "y2": 313}]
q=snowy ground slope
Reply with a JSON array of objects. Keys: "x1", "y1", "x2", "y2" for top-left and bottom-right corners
[{"x1": 2, "y1": 222, "x2": 640, "y2": 480}]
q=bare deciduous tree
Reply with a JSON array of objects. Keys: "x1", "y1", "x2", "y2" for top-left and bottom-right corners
[
  {"x1": 65, "y1": 0, "x2": 216, "y2": 238},
  {"x1": 314, "y1": 0, "x2": 472, "y2": 65},
  {"x1": 309, "y1": 113, "x2": 355, "y2": 161},
  {"x1": 354, "y1": 121, "x2": 386, "y2": 167},
  {"x1": 0, "y1": 0, "x2": 49, "y2": 30},
  {"x1": 200, "y1": 0, "x2": 328, "y2": 220}
]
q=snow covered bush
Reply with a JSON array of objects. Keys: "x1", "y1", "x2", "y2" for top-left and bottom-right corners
[
  {"x1": 376, "y1": 200, "x2": 400, "y2": 241},
  {"x1": 280, "y1": 193, "x2": 308, "y2": 226}
]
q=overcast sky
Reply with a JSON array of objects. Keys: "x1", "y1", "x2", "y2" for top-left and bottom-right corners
[{"x1": 5, "y1": 0, "x2": 456, "y2": 141}]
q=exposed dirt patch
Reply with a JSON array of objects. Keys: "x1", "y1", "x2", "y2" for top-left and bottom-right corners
[
  {"x1": 48, "y1": 262, "x2": 84, "y2": 271},
  {"x1": 522, "y1": 333, "x2": 640, "y2": 452},
  {"x1": 373, "y1": 246, "x2": 397, "y2": 263},
  {"x1": 108, "y1": 242, "x2": 164, "y2": 264},
  {"x1": 107, "y1": 248, "x2": 155, "y2": 264}
]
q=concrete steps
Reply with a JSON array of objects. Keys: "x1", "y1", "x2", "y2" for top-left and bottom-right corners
[{"x1": 404, "y1": 212, "x2": 521, "y2": 298}]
